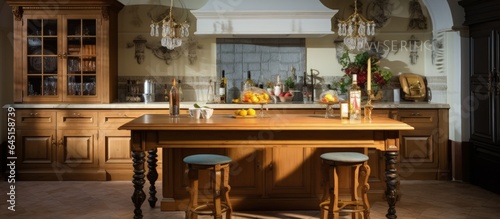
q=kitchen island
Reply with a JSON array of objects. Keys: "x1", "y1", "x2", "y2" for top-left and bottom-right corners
[{"x1": 119, "y1": 113, "x2": 414, "y2": 219}]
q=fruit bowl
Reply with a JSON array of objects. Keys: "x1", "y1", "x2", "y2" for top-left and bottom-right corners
[
  {"x1": 239, "y1": 87, "x2": 272, "y2": 104},
  {"x1": 318, "y1": 90, "x2": 340, "y2": 104},
  {"x1": 279, "y1": 96, "x2": 293, "y2": 102}
]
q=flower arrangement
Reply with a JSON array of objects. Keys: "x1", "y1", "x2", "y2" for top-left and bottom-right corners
[{"x1": 334, "y1": 51, "x2": 392, "y2": 94}]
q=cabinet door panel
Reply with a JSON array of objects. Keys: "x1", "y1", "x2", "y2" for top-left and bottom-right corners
[
  {"x1": 18, "y1": 130, "x2": 56, "y2": 165},
  {"x1": 266, "y1": 147, "x2": 312, "y2": 196},
  {"x1": 105, "y1": 135, "x2": 132, "y2": 163},
  {"x1": 57, "y1": 129, "x2": 98, "y2": 167},
  {"x1": 470, "y1": 27, "x2": 496, "y2": 144},
  {"x1": 226, "y1": 148, "x2": 264, "y2": 196}
]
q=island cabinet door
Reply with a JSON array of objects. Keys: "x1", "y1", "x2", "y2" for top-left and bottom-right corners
[{"x1": 264, "y1": 147, "x2": 313, "y2": 197}]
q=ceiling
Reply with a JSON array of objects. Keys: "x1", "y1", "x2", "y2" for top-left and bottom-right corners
[{"x1": 118, "y1": 0, "x2": 206, "y2": 9}]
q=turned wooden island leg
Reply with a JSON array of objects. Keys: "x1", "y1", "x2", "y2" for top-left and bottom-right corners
[
  {"x1": 385, "y1": 151, "x2": 399, "y2": 219},
  {"x1": 132, "y1": 150, "x2": 146, "y2": 219},
  {"x1": 147, "y1": 148, "x2": 159, "y2": 208}
]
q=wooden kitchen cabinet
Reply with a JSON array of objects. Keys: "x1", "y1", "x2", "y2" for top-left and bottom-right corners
[
  {"x1": 461, "y1": 0, "x2": 500, "y2": 193},
  {"x1": 98, "y1": 110, "x2": 164, "y2": 180},
  {"x1": 6, "y1": 0, "x2": 123, "y2": 103},
  {"x1": 15, "y1": 109, "x2": 104, "y2": 180},
  {"x1": 396, "y1": 109, "x2": 450, "y2": 180}
]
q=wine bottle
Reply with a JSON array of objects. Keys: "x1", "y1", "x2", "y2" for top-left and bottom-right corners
[
  {"x1": 169, "y1": 78, "x2": 180, "y2": 117},
  {"x1": 302, "y1": 72, "x2": 309, "y2": 103},
  {"x1": 219, "y1": 70, "x2": 227, "y2": 103},
  {"x1": 349, "y1": 74, "x2": 361, "y2": 120},
  {"x1": 244, "y1": 71, "x2": 254, "y2": 90}
]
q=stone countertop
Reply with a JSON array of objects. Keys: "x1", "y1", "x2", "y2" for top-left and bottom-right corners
[{"x1": 4, "y1": 101, "x2": 450, "y2": 109}]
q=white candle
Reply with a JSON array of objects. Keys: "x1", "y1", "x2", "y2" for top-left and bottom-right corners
[{"x1": 367, "y1": 58, "x2": 371, "y2": 92}]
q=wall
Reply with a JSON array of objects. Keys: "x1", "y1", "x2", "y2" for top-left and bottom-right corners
[{"x1": 117, "y1": 1, "x2": 438, "y2": 102}]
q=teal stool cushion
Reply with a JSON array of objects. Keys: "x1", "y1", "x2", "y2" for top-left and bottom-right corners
[
  {"x1": 320, "y1": 152, "x2": 368, "y2": 163},
  {"x1": 183, "y1": 154, "x2": 232, "y2": 165}
]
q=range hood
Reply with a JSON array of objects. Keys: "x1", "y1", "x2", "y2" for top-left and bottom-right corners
[{"x1": 190, "y1": 0, "x2": 337, "y2": 38}]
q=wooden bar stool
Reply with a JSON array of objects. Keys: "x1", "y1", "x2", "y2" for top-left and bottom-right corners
[
  {"x1": 319, "y1": 152, "x2": 371, "y2": 219},
  {"x1": 183, "y1": 154, "x2": 233, "y2": 219}
]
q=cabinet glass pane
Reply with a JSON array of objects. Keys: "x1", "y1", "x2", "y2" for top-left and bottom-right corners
[
  {"x1": 67, "y1": 76, "x2": 96, "y2": 96},
  {"x1": 67, "y1": 19, "x2": 97, "y2": 97},
  {"x1": 43, "y1": 76, "x2": 58, "y2": 96},
  {"x1": 26, "y1": 19, "x2": 58, "y2": 97},
  {"x1": 27, "y1": 76, "x2": 41, "y2": 96}
]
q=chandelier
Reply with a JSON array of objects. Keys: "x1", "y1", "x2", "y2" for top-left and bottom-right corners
[
  {"x1": 337, "y1": 0, "x2": 376, "y2": 50},
  {"x1": 150, "y1": 0, "x2": 190, "y2": 50}
]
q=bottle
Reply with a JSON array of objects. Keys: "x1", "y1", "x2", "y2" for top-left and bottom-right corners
[
  {"x1": 274, "y1": 75, "x2": 282, "y2": 96},
  {"x1": 349, "y1": 74, "x2": 361, "y2": 120},
  {"x1": 219, "y1": 70, "x2": 227, "y2": 103},
  {"x1": 169, "y1": 78, "x2": 180, "y2": 117},
  {"x1": 178, "y1": 80, "x2": 183, "y2": 101},
  {"x1": 244, "y1": 71, "x2": 254, "y2": 90},
  {"x1": 302, "y1": 72, "x2": 309, "y2": 103},
  {"x1": 257, "y1": 74, "x2": 265, "y2": 89}
]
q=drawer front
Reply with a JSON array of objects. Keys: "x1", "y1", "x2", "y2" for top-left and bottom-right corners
[
  {"x1": 16, "y1": 110, "x2": 56, "y2": 129},
  {"x1": 98, "y1": 111, "x2": 146, "y2": 129},
  {"x1": 398, "y1": 110, "x2": 438, "y2": 128},
  {"x1": 57, "y1": 111, "x2": 98, "y2": 129}
]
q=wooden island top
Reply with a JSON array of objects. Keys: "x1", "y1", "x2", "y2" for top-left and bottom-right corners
[
  {"x1": 119, "y1": 114, "x2": 414, "y2": 219},
  {"x1": 120, "y1": 113, "x2": 414, "y2": 131}
]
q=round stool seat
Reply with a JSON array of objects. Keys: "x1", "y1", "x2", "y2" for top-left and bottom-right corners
[
  {"x1": 183, "y1": 154, "x2": 232, "y2": 165},
  {"x1": 320, "y1": 152, "x2": 368, "y2": 163}
]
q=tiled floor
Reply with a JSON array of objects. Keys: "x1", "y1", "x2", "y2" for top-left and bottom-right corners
[{"x1": 0, "y1": 180, "x2": 499, "y2": 219}]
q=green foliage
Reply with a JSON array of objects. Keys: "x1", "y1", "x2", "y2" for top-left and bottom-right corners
[{"x1": 285, "y1": 76, "x2": 295, "y2": 88}]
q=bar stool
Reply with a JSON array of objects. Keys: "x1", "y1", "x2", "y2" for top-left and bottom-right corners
[
  {"x1": 183, "y1": 154, "x2": 233, "y2": 219},
  {"x1": 319, "y1": 152, "x2": 371, "y2": 219}
]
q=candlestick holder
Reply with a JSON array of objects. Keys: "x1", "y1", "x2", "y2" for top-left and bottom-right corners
[{"x1": 364, "y1": 90, "x2": 374, "y2": 121}]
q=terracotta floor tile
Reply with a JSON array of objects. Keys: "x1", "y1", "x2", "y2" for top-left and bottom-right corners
[{"x1": 0, "y1": 180, "x2": 498, "y2": 218}]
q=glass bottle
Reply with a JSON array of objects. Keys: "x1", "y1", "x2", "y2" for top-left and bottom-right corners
[
  {"x1": 274, "y1": 75, "x2": 282, "y2": 96},
  {"x1": 169, "y1": 79, "x2": 180, "y2": 117},
  {"x1": 219, "y1": 70, "x2": 227, "y2": 103},
  {"x1": 257, "y1": 74, "x2": 265, "y2": 89},
  {"x1": 302, "y1": 72, "x2": 309, "y2": 103},
  {"x1": 244, "y1": 71, "x2": 254, "y2": 90},
  {"x1": 349, "y1": 74, "x2": 361, "y2": 120}
]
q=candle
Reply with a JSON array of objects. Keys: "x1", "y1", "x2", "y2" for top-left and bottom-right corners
[{"x1": 367, "y1": 58, "x2": 371, "y2": 92}]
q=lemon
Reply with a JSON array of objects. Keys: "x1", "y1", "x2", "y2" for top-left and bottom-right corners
[
  {"x1": 239, "y1": 109, "x2": 248, "y2": 116},
  {"x1": 251, "y1": 96, "x2": 260, "y2": 103},
  {"x1": 263, "y1": 93, "x2": 269, "y2": 100},
  {"x1": 234, "y1": 109, "x2": 241, "y2": 116},
  {"x1": 247, "y1": 108, "x2": 256, "y2": 116}
]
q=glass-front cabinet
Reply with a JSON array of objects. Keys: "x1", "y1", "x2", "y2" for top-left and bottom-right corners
[
  {"x1": 8, "y1": 0, "x2": 123, "y2": 103},
  {"x1": 25, "y1": 17, "x2": 99, "y2": 102}
]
